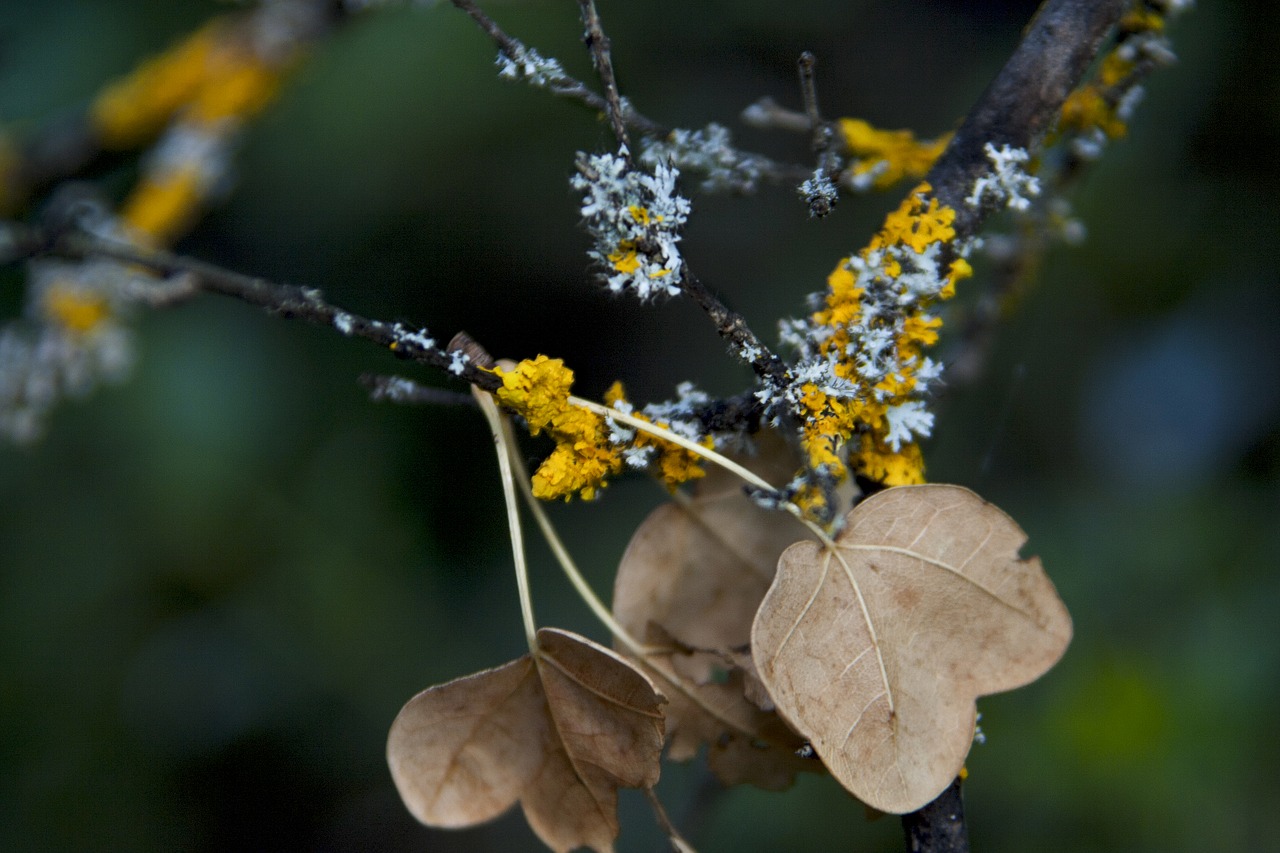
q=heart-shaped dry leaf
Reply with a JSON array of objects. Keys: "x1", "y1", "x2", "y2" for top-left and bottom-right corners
[
  {"x1": 751, "y1": 484, "x2": 1072, "y2": 814},
  {"x1": 387, "y1": 627, "x2": 665, "y2": 853},
  {"x1": 613, "y1": 433, "x2": 820, "y2": 789}
]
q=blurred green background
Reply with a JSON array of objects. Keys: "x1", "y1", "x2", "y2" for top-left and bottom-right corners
[{"x1": 2, "y1": 0, "x2": 1277, "y2": 851}]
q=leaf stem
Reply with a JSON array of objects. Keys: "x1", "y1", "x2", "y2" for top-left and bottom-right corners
[
  {"x1": 643, "y1": 786, "x2": 699, "y2": 853},
  {"x1": 568, "y1": 396, "x2": 777, "y2": 493},
  {"x1": 498, "y1": 412, "x2": 649, "y2": 661},
  {"x1": 498, "y1": 405, "x2": 771, "y2": 742},
  {"x1": 572, "y1": 394, "x2": 846, "y2": 549},
  {"x1": 475, "y1": 389, "x2": 538, "y2": 650}
]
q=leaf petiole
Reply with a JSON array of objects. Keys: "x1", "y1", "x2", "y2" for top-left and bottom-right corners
[
  {"x1": 496, "y1": 410, "x2": 652, "y2": 661},
  {"x1": 475, "y1": 389, "x2": 538, "y2": 651},
  {"x1": 568, "y1": 395, "x2": 777, "y2": 493}
]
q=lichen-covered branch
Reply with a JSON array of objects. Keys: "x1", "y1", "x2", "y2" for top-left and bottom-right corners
[
  {"x1": 21, "y1": 223, "x2": 501, "y2": 393},
  {"x1": 925, "y1": 0, "x2": 1128, "y2": 233}
]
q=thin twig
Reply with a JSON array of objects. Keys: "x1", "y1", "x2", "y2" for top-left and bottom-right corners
[
  {"x1": 797, "y1": 52, "x2": 829, "y2": 156},
  {"x1": 794, "y1": 51, "x2": 841, "y2": 217},
  {"x1": 25, "y1": 224, "x2": 502, "y2": 392},
  {"x1": 448, "y1": 0, "x2": 810, "y2": 187},
  {"x1": 577, "y1": 0, "x2": 631, "y2": 154},
  {"x1": 360, "y1": 374, "x2": 479, "y2": 407},
  {"x1": 677, "y1": 263, "x2": 789, "y2": 385},
  {"x1": 449, "y1": 0, "x2": 666, "y2": 138},
  {"x1": 740, "y1": 96, "x2": 813, "y2": 134}
]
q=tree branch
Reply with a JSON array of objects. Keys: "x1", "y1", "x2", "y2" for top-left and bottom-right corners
[
  {"x1": 902, "y1": 777, "x2": 969, "y2": 853},
  {"x1": 925, "y1": 0, "x2": 1128, "y2": 235},
  {"x1": 22, "y1": 224, "x2": 502, "y2": 392},
  {"x1": 678, "y1": 264, "x2": 789, "y2": 386},
  {"x1": 576, "y1": 0, "x2": 631, "y2": 154}
]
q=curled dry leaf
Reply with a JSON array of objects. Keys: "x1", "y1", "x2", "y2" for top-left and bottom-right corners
[
  {"x1": 751, "y1": 484, "x2": 1072, "y2": 814},
  {"x1": 387, "y1": 627, "x2": 665, "y2": 853},
  {"x1": 612, "y1": 434, "x2": 820, "y2": 789}
]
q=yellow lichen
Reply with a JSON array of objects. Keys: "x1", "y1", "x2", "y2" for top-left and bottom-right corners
[
  {"x1": 493, "y1": 356, "x2": 623, "y2": 501},
  {"x1": 43, "y1": 285, "x2": 112, "y2": 335},
  {"x1": 869, "y1": 184, "x2": 957, "y2": 253},
  {"x1": 839, "y1": 118, "x2": 951, "y2": 191},
  {"x1": 853, "y1": 435, "x2": 926, "y2": 486},
  {"x1": 90, "y1": 17, "x2": 289, "y2": 150},
  {"x1": 187, "y1": 59, "x2": 281, "y2": 125},
  {"x1": 1059, "y1": 87, "x2": 1127, "y2": 141},
  {"x1": 91, "y1": 22, "x2": 221, "y2": 148},
  {"x1": 119, "y1": 166, "x2": 205, "y2": 246},
  {"x1": 607, "y1": 243, "x2": 642, "y2": 274},
  {"x1": 794, "y1": 182, "x2": 966, "y2": 493},
  {"x1": 604, "y1": 382, "x2": 711, "y2": 491}
]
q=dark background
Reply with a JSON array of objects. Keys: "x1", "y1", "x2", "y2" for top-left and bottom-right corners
[{"x1": 2, "y1": 1, "x2": 1277, "y2": 851}]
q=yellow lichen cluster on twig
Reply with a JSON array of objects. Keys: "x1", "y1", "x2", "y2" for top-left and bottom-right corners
[
  {"x1": 838, "y1": 119, "x2": 951, "y2": 191},
  {"x1": 91, "y1": 17, "x2": 300, "y2": 245},
  {"x1": 491, "y1": 356, "x2": 710, "y2": 501},
  {"x1": 784, "y1": 182, "x2": 973, "y2": 514},
  {"x1": 1055, "y1": 0, "x2": 1178, "y2": 158}
]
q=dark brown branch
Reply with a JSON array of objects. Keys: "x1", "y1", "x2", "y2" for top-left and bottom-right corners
[
  {"x1": 902, "y1": 777, "x2": 969, "y2": 853},
  {"x1": 946, "y1": 1, "x2": 1172, "y2": 383},
  {"x1": 678, "y1": 264, "x2": 789, "y2": 386},
  {"x1": 32, "y1": 226, "x2": 502, "y2": 392},
  {"x1": 925, "y1": 0, "x2": 1128, "y2": 235},
  {"x1": 576, "y1": 0, "x2": 631, "y2": 154}
]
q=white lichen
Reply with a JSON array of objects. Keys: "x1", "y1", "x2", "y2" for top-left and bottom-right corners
[
  {"x1": 570, "y1": 150, "x2": 690, "y2": 301},
  {"x1": 638, "y1": 124, "x2": 765, "y2": 194},
  {"x1": 966, "y1": 142, "x2": 1041, "y2": 212},
  {"x1": 495, "y1": 45, "x2": 567, "y2": 89}
]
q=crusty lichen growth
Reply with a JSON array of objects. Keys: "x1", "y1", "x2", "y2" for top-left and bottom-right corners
[
  {"x1": 90, "y1": 20, "x2": 285, "y2": 150},
  {"x1": 767, "y1": 182, "x2": 974, "y2": 517},
  {"x1": 491, "y1": 356, "x2": 710, "y2": 501},
  {"x1": 838, "y1": 119, "x2": 951, "y2": 191}
]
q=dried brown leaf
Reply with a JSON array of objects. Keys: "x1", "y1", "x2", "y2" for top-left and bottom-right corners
[
  {"x1": 751, "y1": 485, "x2": 1072, "y2": 814},
  {"x1": 614, "y1": 432, "x2": 810, "y2": 661},
  {"x1": 612, "y1": 434, "x2": 820, "y2": 789},
  {"x1": 387, "y1": 627, "x2": 665, "y2": 853}
]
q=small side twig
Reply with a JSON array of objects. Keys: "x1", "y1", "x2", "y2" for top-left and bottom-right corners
[
  {"x1": 797, "y1": 52, "x2": 829, "y2": 155},
  {"x1": 577, "y1": 0, "x2": 631, "y2": 154},
  {"x1": 21, "y1": 224, "x2": 502, "y2": 392},
  {"x1": 449, "y1": 0, "x2": 666, "y2": 138},
  {"x1": 740, "y1": 96, "x2": 813, "y2": 134},
  {"x1": 360, "y1": 374, "x2": 479, "y2": 407},
  {"x1": 795, "y1": 51, "x2": 841, "y2": 217},
  {"x1": 678, "y1": 263, "x2": 788, "y2": 386}
]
